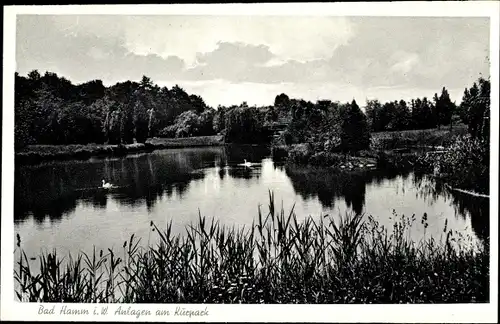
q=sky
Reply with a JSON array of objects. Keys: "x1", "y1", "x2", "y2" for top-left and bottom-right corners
[{"x1": 16, "y1": 15, "x2": 490, "y2": 108}]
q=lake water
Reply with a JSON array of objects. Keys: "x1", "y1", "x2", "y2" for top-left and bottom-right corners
[{"x1": 14, "y1": 145, "x2": 489, "y2": 260}]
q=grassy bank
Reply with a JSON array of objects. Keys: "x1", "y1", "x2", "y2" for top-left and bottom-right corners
[
  {"x1": 370, "y1": 125, "x2": 468, "y2": 151},
  {"x1": 273, "y1": 125, "x2": 482, "y2": 178},
  {"x1": 15, "y1": 135, "x2": 225, "y2": 164},
  {"x1": 272, "y1": 127, "x2": 467, "y2": 169},
  {"x1": 15, "y1": 192, "x2": 488, "y2": 303},
  {"x1": 146, "y1": 135, "x2": 224, "y2": 148}
]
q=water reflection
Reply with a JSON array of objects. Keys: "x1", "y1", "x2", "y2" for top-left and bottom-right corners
[
  {"x1": 15, "y1": 146, "x2": 489, "y2": 250},
  {"x1": 412, "y1": 172, "x2": 489, "y2": 242},
  {"x1": 283, "y1": 165, "x2": 412, "y2": 216},
  {"x1": 15, "y1": 146, "x2": 272, "y2": 224},
  {"x1": 16, "y1": 150, "x2": 208, "y2": 223},
  {"x1": 284, "y1": 165, "x2": 489, "y2": 243}
]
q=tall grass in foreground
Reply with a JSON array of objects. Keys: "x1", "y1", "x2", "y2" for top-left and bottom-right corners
[{"x1": 15, "y1": 191, "x2": 489, "y2": 303}]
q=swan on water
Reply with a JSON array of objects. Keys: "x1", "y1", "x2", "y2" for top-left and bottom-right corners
[
  {"x1": 101, "y1": 179, "x2": 113, "y2": 189},
  {"x1": 238, "y1": 159, "x2": 254, "y2": 167}
]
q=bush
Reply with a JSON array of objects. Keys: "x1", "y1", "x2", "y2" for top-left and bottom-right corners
[
  {"x1": 309, "y1": 151, "x2": 344, "y2": 167},
  {"x1": 287, "y1": 143, "x2": 314, "y2": 164},
  {"x1": 431, "y1": 135, "x2": 489, "y2": 194},
  {"x1": 271, "y1": 145, "x2": 289, "y2": 160}
]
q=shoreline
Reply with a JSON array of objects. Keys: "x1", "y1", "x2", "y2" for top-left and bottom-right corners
[
  {"x1": 443, "y1": 183, "x2": 490, "y2": 198},
  {"x1": 15, "y1": 135, "x2": 225, "y2": 165}
]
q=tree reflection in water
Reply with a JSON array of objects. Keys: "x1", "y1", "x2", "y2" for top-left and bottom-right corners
[
  {"x1": 283, "y1": 165, "x2": 488, "y2": 243},
  {"x1": 283, "y1": 165, "x2": 411, "y2": 216},
  {"x1": 15, "y1": 146, "x2": 488, "y2": 244},
  {"x1": 15, "y1": 148, "x2": 224, "y2": 224},
  {"x1": 412, "y1": 172, "x2": 489, "y2": 242},
  {"x1": 14, "y1": 146, "x2": 272, "y2": 224}
]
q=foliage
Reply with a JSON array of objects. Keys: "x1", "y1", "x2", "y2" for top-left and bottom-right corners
[
  {"x1": 274, "y1": 93, "x2": 290, "y2": 109},
  {"x1": 417, "y1": 135, "x2": 489, "y2": 194},
  {"x1": 286, "y1": 143, "x2": 315, "y2": 165},
  {"x1": 160, "y1": 109, "x2": 216, "y2": 138},
  {"x1": 409, "y1": 77, "x2": 491, "y2": 195},
  {"x1": 213, "y1": 106, "x2": 228, "y2": 134},
  {"x1": 14, "y1": 71, "x2": 490, "y2": 151},
  {"x1": 282, "y1": 99, "x2": 341, "y2": 147},
  {"x1": 340, "y1": 100, "x2": 371, "y2": 152},
  {"x1": 14, "y1": 71, "x2": 211, "y2": 148},
  {"x1": 15, "y1": 193, "x2": 488, "y2": 303},
  {"x1": 459, "y1": 77, "x2": 490, "y2": 141},
  {"x1": 280, "y1": 98, "x2": 370, "y2": 156},
  {"x1": 366, "y1": 97, "x2": 439, "y2": 132},
  {"x1": 224, "y1": 105, "x2": 271, "y2": 144},
  {"x1": 433, "y1": 87, "x2": 456, "y2": 130},
  {"x1": 410, "y1": 97, "x2": 436, "y2": 130}
]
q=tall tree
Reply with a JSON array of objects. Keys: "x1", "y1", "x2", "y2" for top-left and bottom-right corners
[
  {"x1": 274, "y1": 93, "x2": 290, "y2": 109},
  {"x1": 340, "y1": 100, "x2": 370, "y2": 152},
  {"x1": 461, "y1": 77, "x2": 490, "y2": 141},
  {"x1": 393, "y1": 100, "x2": 411, "y2": 130},
  {"x1": 132, "y1": 76, "x2": 155, "y2": 143},
  {"x1": 433, "y1": 87, "x2": 455, "y2": 130},
  {"x1": 365, "y1": 99, "x2": 383, "y2": 132}
]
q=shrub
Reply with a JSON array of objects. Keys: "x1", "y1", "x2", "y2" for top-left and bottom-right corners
[
  {"x1": 287, "y1": 143, "x2": 313, "y2": 164},
  {"x1": 431, "y1": 135, "x2": 489, "y2": 194}
]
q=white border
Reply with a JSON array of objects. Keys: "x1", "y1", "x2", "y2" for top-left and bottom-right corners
[{"x1": 2, "y1": 2, "x2": 499, "y2": 322}]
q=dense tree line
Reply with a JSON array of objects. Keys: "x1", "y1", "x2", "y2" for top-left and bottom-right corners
[
  {"x1": 364, "y1": 87, "x2": 457, "y2": 133},
  {"x1": 272, "y1": 76, "x2": 490, "y2": 153},
  {"x1": 14, "y1": 71, "x2": 211, "y2": 148},
  {"x1": 15, "y1": 71, "x2": 489, "y2": 153},
  {"x1": 276, "y1": 94, "x2": 371, "y2": 152},
  {"x1": 223, "y1": 103, "x2": 272, "y2": 144}
]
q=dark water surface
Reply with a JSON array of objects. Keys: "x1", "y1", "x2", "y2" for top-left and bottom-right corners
[{"x1": 14, "y1": 145, "x2": 489, "y2": 259}]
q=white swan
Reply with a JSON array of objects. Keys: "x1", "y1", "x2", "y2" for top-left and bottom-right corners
[
  {"x1": 238, "y1": 159, "x2": 253, "y2": 167},
  {"x1": 101, "y1": 179, "x2": 113, "y2": 189}
]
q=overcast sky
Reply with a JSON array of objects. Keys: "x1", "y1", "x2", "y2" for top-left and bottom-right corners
[{"x1": 16, "y1": 15, "x2": 490, "y2": 107}]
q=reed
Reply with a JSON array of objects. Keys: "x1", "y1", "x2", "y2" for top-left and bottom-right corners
[{"x1": 14, "y1": 191, "x2": 489, "y2": 303}]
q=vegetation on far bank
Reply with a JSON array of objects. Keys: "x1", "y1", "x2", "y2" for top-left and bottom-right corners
[
  {"x1": 15, "y1": 135, "x2": 224, "y2": 164},
  {"x1": 370, "y1": 125, "x2": 468, "y2": 150},
  {"x1": 15, "y1": 70, "x2": 489, "y2": 148},
  {"x1": 15, "y1": 192, "x2": 488, "y2": 304},
  {"x1": 14, "y1": 71, "x2": 272, "y2": 149},
  {"x1": 273, "y1": 76, "x2": 490, "y2": 195}
]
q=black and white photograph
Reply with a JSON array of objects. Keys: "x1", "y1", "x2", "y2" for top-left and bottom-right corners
[{"x1": 1, "y1": 2, "x2": 499, "y2": 322}]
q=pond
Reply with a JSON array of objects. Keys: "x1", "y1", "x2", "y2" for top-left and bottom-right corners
[{"x1": 14, "y1": 145, "x2": 489, "y2": 260}]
